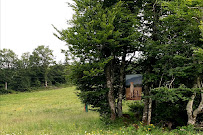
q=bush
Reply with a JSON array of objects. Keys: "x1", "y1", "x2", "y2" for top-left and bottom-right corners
[
  {"x1": 0, "y1": 89, "x2": 16, "y2": 95},
  {"x1": 128, "y1": 101, "x2": 144, "y2": 121},
  {"x1": 150, "y1": 86, "x2": 197, "y2": 128},
  {"x1": 172, "y1": 125, "x2": 200, "y2": 135},
  {"x1": 151, "y1": 101, "x2": 188, "y2": 128}
]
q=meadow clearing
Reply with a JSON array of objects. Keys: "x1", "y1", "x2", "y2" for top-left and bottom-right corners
[{"x1": 0, "y1": 87, "x2": 201, "y2": 135}]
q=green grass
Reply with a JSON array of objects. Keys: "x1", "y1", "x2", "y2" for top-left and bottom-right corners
[
  {"x1": 0, "y1": 87, "x2": 201, "y2": 135},
  {"x1": 0, "y1": 87, "x2": 100, "y2": 135}
]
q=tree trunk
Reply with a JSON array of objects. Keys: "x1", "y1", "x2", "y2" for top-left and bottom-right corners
[
  {"x1": 186, "y1": 77, "x2": 203, "y2": 125},
  {"x1": 186, "y1": 93, "x2": 197, "y2": 125},
  {"x1": 5, "y1": 82, "x2": 7, "y2": 90},
  {"x1": 45, "y1": 80, "x2": 48, "y2": 87},
  {"x1": 44, "y1": 66, "x2": 48, "y2": 87},
  {"x1": 142, "y1": 97, "x2": 149, "y2": 124},
  {"x1": 117, "y1": 55, "x2": 126, "y2": 117},
  {"x1": 147, "y1": 98, "x2": 152, "y2": 125},
  {"x1": 105, "y1": 60, "x2": 116, "y2": 120},
  {"x1": 142, "y1": 85, "x2": 152, "y2": 125},
  {"x1": 142, "y1": 0, "x2": 158, "y2": 125}
]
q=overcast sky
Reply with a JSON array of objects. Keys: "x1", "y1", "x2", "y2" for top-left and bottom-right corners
[{"x1": 0, "y1": 0, "x2": 74, "y2": 62}]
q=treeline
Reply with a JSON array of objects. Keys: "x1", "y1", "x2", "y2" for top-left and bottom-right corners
[{"x1": 0, "y1": 45, "x2": 69, "y2": 93}]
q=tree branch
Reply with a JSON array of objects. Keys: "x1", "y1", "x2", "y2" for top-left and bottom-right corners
[
  {"x1": 159, "y1": 74, "x2": 163, "y2": 88},
  {"x1": 126, "y1": 52, "x2": 136, "y2": 66},
  {"x1": 169, "y1": 77, "x2": 175, "y2": 89}
]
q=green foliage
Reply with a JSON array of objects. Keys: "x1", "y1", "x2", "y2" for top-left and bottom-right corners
[
  {"x1": 152, "y1": 101, "x2": 188, "y2": 127},
  {"x1": 69, "y1": 62, "x2": 109, "y2": 116},
  {"x1": 55, "y1": 0, "x2": 139, "y2": 59},
  {"x1": 0, "y1": 46, "x2": 68, "y2": 93},
  {"x1": 29, "y1": 45, "x2": 55, "y2": 86},
  {"x1": 128, "y1": 101, "x2": 144, "y2": 121},
  {"x1": 158, "y1": 0, "x2": 203, "y2": 77},
  {"x1": 133, "y1": 0, "x2": 203, "y2": 89},
  {"x1": 29, "y1": 45, "x2": 55, "y2": 67},
  {"x1": 0, "y1": 49, "x2": 18, "y2": 89},
  {"x1": 11, "y1": 75, "x2": 31, "y2": 92},
  {"x1": 54, "y1": 0, "x2": 140, "y2": 119},
  {"x1": 172, "y1": 125, "x2": 199, "y2": 135},
  {"x1": 140, "y1": 0, "x2": 203, "y2": 126},
  {"x1": 150, "y1": 86, "x2": 201, "y2": 126},
  {"x1": 48, "y1": 63, "x2": 67, "y2": 85},
  {"x1": 151, "y1": 86, "x2": 198, "y2": 103},
  {"x1": 200, "y1": 21, "x2": 203, "y2": 41},
  {"x1": 0, "y1": 89, "x2": 16, "y2": 95}
]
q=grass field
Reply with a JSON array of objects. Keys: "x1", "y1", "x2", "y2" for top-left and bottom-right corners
[
  {"x1": 0, "y1": 87, "x2": 101, "y2": 135},
  {"x1": 0, "y1": 87, "x2": 201, "y2": 135}
]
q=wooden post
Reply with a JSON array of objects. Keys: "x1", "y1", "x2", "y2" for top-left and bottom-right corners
[{"x1": 84, "y1": 104, "x2": 88, "y2": 112}]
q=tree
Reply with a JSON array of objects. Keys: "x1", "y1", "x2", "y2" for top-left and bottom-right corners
[
  {"x1": 29, "y1": 45, "x2": 55, "y2": 87},
  {"x1": 158, "y1": 0, "x2": 203, "y2": 125},
  {"x1": 0, "y1": 49, "x2": 18, "y2": 90},
  {"x1": 54, "y1": 0, "x2": 140, "y2": 120},
  {"x1": 10, "y1": 53, "x2": 31, "y2": 91},
  {"x1": 48, "y1": 63, "x2": 67, "y2": 85},
  {"x1": 135, "y1": 0, "x2": 203, "y2": 126},
  {"x1": 128, "y1": 0, "x2": 203, "y2": 125},
  {"x1": 128, "y1": 0, "x2": 164, "y2": 125}
]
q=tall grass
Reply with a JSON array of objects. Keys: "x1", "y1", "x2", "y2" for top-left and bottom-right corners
[{"x1": 0, "y1": 87, "x2": 201, "y2": 135}]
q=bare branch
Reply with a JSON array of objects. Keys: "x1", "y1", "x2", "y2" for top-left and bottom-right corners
[
  {"x1": 159, "y1": 74, "x2": 163, "y2": 88},
  {"x1": 152, "y1": 0, "x2": 158, "y2": 11},
  {"x1": 126, "y1": 52, "x2": 136, "y2": 66},
  {"x1": 187, "y1": 6, "x2": 201, "y2": 9},
  {"x1": 169, "y1": 77, "x2": 175, "y2": 89}
]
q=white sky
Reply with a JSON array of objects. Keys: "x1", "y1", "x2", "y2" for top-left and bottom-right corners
[{"x1": 0, "y1": 0, "x2": 74, "y2": 62}]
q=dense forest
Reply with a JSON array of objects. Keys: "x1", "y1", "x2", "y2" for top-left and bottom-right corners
[{"x1": 0, "y1": 45, "x2": 69, "y2": 93}]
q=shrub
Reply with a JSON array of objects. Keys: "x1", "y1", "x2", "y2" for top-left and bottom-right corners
[
  {"x1": 128, "y1": 101, "x2": 144, "y2": 121},
  {"x1": 0, "y1": 89, "x2": 16, "y2": 95},
  {"x1": 172, "y1": 125, "x2": 200, "y2": 135},
  {"x1": 150, "y1": 86, "x2": 200, "y2": 128}
]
